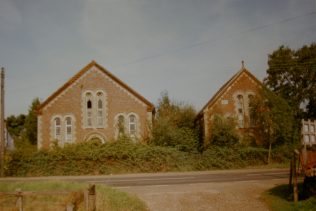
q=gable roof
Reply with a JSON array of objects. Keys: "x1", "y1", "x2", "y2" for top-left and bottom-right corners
[
  {"x1": 196, "y1": 65, "x2": 263, "y2": 119},
  {"x1": 38, "y1": 60, "x2": 155, "y2": 113}
]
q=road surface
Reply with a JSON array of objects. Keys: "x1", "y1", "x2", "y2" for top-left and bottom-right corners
[{"x1": 0, "y1": 168, "x2": 289, "y2": 187}]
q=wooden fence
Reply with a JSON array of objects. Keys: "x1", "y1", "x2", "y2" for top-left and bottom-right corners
[{"x1": 0, "y1": 184, "x2": 96, "y2": 211}]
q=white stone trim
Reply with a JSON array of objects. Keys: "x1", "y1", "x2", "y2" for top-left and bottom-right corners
[
  {"x1": 82, "y1": 89, "x2": 108, "y2": 129},
  {"x1": 50, "y1": 115, "x2": 63, "y2": 145},
  {"x1": 64, "y1": 114, "x2": 76, "y2": 144},
  {"x1": 43, "y1": 66, "x2": 148, "y2": 112},
  {"x1": 128, "y1": 112, "x2": 140, "y2": 139},
  {"x1": 114, "y1": 113, "x2": 128, "y2": 138},
  {"x1": 95, "y1": 89, "x2": 108, "y2": 128},
  {"x1": 84, "y1": 132, "x2": 107, "y2": 143},
  {"x1": 50, "y1": 114, "x2": 76, "y2": 147},
  {"x1": 94, "y1": 68, "x2": 147, "y2": 108}
]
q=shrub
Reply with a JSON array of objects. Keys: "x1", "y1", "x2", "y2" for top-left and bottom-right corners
[
  {"x1": 207, "y1": 115, "x2": 240, "y2": 148},
  {"x1": 150, "y1": 91, "x2": 199, "y2": 152}
]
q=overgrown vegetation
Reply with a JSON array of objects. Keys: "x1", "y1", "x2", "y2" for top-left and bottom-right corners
[
  {"x1": 0, "y1": 181, "x2": 148, "y2": 211},
  {"x1": 6, "y1": 98, "x2": 40, "y2": 147},
  {"x1": 5, "y1": 138, "x2": 289, "y2": 177},
  {"x1": 251, "y1": 88, "x2": 297, "y2": 163},
  {"x1": 206, "y1": 115, "x2": 240, "y2": 148},
  {"x1": 149, "y1": 91, "x2": 199, "y2": 152}
]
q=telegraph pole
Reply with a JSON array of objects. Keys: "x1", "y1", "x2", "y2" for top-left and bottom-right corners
[{"x1": 0, "y1": 68, "x2": 5, "y2": 177}]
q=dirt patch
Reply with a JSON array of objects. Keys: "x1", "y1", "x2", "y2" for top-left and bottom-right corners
[{"x1": 117, "y1": 179, "x2": 288, "y2": 211}]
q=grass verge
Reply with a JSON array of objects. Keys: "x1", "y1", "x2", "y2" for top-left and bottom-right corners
[
  {"x1": 262, "y1": 183, "x2": 316, "y2": 211},
  {"x1": 0, "y1": 181, "x2": 148, "y2": 211}
]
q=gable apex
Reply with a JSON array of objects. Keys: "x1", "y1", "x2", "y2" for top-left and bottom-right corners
[
  {"x1": 196, "y1": 66, "x2": 263, "y2": 118},
  {"x1": 38, "y1": 61, "x2": 154, "y2": 113}
]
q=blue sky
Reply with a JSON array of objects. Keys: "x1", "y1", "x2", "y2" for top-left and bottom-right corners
[{"x1": 0, "y1": 0, "x2": 315, "y2": 116}]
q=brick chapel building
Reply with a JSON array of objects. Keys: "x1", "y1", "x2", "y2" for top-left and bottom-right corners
[
  {"x1": 37, "y1": 61, "x2": 155, "y2": 149},
  {"x1": 196, "y1": 62, "x2": 263, "y2": 146}
]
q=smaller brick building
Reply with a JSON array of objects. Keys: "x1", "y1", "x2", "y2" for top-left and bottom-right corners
[
  {"x1": 37, "y1": 61, "x2": 155, "y2": 149},
  {"x1": 196, "y1": 63, "x2": 263, "y2": 146}
]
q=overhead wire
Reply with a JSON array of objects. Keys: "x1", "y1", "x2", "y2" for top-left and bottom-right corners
[{"x1": 115, "y1": 11, "x2": 316, "y2": 68}]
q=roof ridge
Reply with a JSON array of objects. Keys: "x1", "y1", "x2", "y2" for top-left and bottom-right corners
[
  {"x1": 196, "y1": 67, "x2": 262, "y2": 118},
  {"x1": 38, "y1": 61, "x2": 154, "y2": 113}
]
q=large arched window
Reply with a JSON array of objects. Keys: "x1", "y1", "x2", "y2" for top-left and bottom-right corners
[
  {"x1": 65, "y1": 117, "x2": 73, "y2": 142},
  {"x1": 129, "y1": 114, "x2": 137, "y2": 136},
  {"x1": 85, "y1": 92, "x2": 93, "y2": 127},
  {"x1": 54, "y1": 117, "x2": 61, "y2": 140},
  {"x1": 117, "y1": 115, "x2": 125, "y2": 136},
  {"x1": 237, "y1": 94, "x2": 244, "y2": 128},
  {"x1": 96, "y1": 91, "x2": 104, "y2": 127}
]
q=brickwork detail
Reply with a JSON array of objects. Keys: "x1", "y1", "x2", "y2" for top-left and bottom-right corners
[{"x1": 38, "y1": 62, "x2": 154, "y2": 149}]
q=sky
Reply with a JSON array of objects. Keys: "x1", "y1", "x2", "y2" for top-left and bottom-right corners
[{"x1": 0, "y1": 0, "x2": 315, "y2": 116}]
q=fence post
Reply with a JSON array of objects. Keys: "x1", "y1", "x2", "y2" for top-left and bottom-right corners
[
  {"x1": 289, "y1": 158, "x2": 293, "y2": 191},
  {"x1": 15, "y1": 188, "x2": 23, "y2": 211},
  {"x1": 293, "y1": 154, "x2": 298, "y2": 203},
  {"x1": 85, "y1": 185, "x2": 96, "y2": 211}
]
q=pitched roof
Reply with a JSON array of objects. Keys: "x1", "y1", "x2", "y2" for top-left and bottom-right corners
[
  {"x1": 196, "y1": 66, "x2": 263, "y2": 119},
  {"x1": 38, "y1": 60, "x2": 155, "y2": 113}
]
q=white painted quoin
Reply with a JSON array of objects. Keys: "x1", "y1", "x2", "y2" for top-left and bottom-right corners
[{"x1": 37, "y1": 61, "x2": 155, "y2": 149}]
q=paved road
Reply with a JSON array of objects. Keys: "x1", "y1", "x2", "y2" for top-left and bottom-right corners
[{"x1": 0, "y1": 168, "x2": 289, "y2": 187}]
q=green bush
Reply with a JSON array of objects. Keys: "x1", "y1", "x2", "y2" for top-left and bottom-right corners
[
  {"x1": 197, "y1": 146, "x2": 268, "y2": 169},
  {"x1": 5, "y1": 138, "x2": 287, "y2": 177},
  {"x1": 150, "y1": 91, "x2": 199, "y2": 152},
  {"x1": 5, "y1": 139, "x2": 192, "y2": 176},
  {"x1": 207, "y1": 115, "x2": 240, "y2": 148}
]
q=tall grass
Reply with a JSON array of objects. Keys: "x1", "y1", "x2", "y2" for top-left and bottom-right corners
[{"x1": 0, "y1": 181, "x2": 148, "y2": 211}]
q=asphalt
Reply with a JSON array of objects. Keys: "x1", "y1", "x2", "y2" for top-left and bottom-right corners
[{"x1": 0, "y1": 168, "x2": 289, "y2": 187}]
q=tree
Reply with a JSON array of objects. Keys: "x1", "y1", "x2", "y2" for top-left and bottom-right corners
[
  {"x1": 23, "y1": 98, "x2": 40, "y2": 145},
  {"x1": 150, "y1": 91, "x2": 199, "y2": 152},
  {"x1": 264, "y1": 43, "x2": 316, "y2": 119},
  {"x1": 251, "y1": 88, "x2": 296, "y2": 163},
  {"x1": 6, "y1": 114, "x2": 26, "y2": 138},
  {"x1": 208, "y1": 115, "x2": 239, "y2": 147}
]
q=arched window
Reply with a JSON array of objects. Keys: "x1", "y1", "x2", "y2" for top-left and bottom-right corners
[
  {"x1": 237, "y1": 94, "x2": 244, "y2": 128},
  {"x1": 54, "y1": 117, "x2": 61, "y2": 140},
  {"x1": 96, "y1": 92, "x2": 104, "y2": 127},
  {"x1": 117, "y1": 115, "x2": 125, "y2": 136},
  {"x1": 85, "y1": 92, "x2": 93, "y2": 127},
  {"x1": 248, "y1": 94, "x2": 255, "y2": 127},
  {"x1": 129, "y1": 114, "x2": 137, "y2": 136},
  {"x1": 65, "y1": 117, "x2": 73, "y2": 142}
]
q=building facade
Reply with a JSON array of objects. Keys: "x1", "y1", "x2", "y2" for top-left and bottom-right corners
[
  {"x1": 37, "y1": 61, "x2": 155, "y2": 149},
  {"x1": 196, "y1": 64, "x2": 263, "y2": 146}
]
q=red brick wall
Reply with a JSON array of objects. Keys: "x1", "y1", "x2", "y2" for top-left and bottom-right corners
[
  {"x1": 203, "y1": 71, "x2": 262, "y2": 145},
  {"x1": 38, "y1": 66, "x2": 152, "y2": 149}
]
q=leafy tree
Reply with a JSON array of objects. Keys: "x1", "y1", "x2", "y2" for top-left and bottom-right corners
[
  {"x1": 251, "y1": 88, "x2": 296, "y2": 163},
  {"x1": 207, "y1": 115, "x2": 240, "y2": 148},
  {"x1": 23, "y1": 98, "x2": 40, "y2": 145},
  {"x1": 150, "y1": 91, "x2": 199, "y2": 152},
  {"x1": 6, "y1": 114, "x2": 26, "y2": 138},
  {"x1": 264, "y1": 43, "x2": 316, "y2": 119}
]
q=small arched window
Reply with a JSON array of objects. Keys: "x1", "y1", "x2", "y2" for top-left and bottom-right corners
[
  {"x1": 96, "y1": 92, "x2": 104, "y2": 127},
  {"x1": 65, "y1": 117, "x2": 73, "y2": 142},
  {"x1": 237, "y1": 94, "x2": 244, "y2": 128},
  {"x1": 85, "y1": 92, "x2": 93, "y2": 127},
  {"x1": 54, "y1": 117, "x2": 61, "y2": 140},
  {"x1": 129, "y1": 114, "x2": 137, "y2": 136}
]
